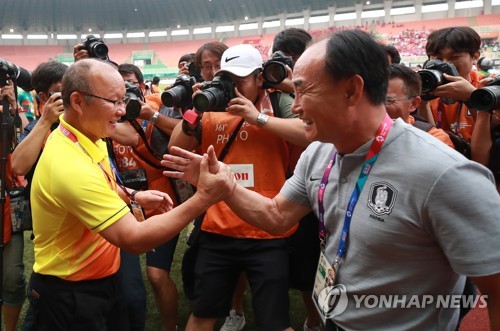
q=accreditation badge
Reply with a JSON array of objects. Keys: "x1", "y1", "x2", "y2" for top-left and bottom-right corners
[
  {"x1": 130, "y1": 200, "x2": 146, "y2": 222},
  {"x1": 312, "y1": 251, "x2": 346, "y2": 323}
]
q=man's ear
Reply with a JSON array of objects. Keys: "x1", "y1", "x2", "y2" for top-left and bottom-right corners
[
  {"x1": 257, "y1": 71, "x2": 264, "y2": 89},
  {"x1": 345, "y1": 75, "x2": 364, "y2": 106},
  {"x1": 411, "y1": 95, "x2": 422, "y2": 110},
  {"x1": 472, "y1": 51, "x2": 481, "y2": 64},
  {"x1": 38, "y1": 92, "x2": 49, "y2": 104},
  {"x1": 70, "y1": 91, "x2": 85, "y2": 115}
]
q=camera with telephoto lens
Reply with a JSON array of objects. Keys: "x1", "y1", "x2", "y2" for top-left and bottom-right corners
[
  {"x1": 122, "y1": 81, "x2": 144, "y2": 120},
  {"x1": 262, "y1": 51, "x2": 294, "y2": 89},
  {"x1": 81, "y1": 35, "x2": 109, "y2": 60},
  {"x1": 161, "y1": 74, "x2": 197, "y2": 109},
  {"x1": 193, "y1": 75, "x2": 236, "y2": 112},
  {"x1": 469, "y1": 76, "x2": 500, "y2": 113},
  {"x1": 0, "y1": 58, "x2": 33, "y2": 91},
  {"x1": 418, "y1": 59, "x2": 460, "y2": 94}
]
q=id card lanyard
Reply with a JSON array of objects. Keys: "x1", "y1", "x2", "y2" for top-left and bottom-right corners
[
  {"x1": 60, "y1": 124, "x2": 146, "y2": 222},
  {"x1": 318, "y1": 114, "x2": 393, "y2": 273}
]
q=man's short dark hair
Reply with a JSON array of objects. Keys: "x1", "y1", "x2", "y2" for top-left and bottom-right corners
[
  {"x1": 425, "y1": 26, "x2": 481, "y2": 58},
  {"x1": 179, "y1": 53, "x2": 195, "y2": 65},
  {"x1": 272, "y1": 28, "x2": 312, "y2": 58},
  {"x1": 194, "y1": 42, "x2": 228, "y2": 68},
  {"x1": 118, "y1": 63, "x2": 144, "y2": 83},
  {"x1": 325, "y1": 30, "x2": 389, "y2": 105},
  {"x1": 31, "y1": 61, "x2": 68, "y2": 94},
  {"x1": 389, "y1": 64, "x2": 422, "y2": 98},
  {"x1": 152, "y1": 76, "x2": 160, "y2": 85},
  {"x1": 383, "y1": 44, "x2": 401, "y2": 64}
]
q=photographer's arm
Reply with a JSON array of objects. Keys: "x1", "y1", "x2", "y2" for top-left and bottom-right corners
[
  {"x1": 111, "y1": 121, "x2": 139, "y2": 147},
  {"x1": 168, "y1": 119, "x2": 201, "y2": 152},
  {"x1": 417, "y1": 100, "x2": 436, "y2": 127},
  {"x1": 11, "y1": 94, "x2": 63, "y2": 175},
  {"x1": 471, "y1": 111, "x2": 493, "y2": 166},
  {"x1": 227, "y1": 88, "x2": 309, "y2": 147}
]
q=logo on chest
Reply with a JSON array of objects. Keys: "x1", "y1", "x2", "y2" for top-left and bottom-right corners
[{"x1": 367, "y1": 181, "x2": 397, "y2": 216}]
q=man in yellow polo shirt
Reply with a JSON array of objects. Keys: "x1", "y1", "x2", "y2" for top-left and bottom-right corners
[{"x1": 28, "y1": 58, "x2": 234, "y2": 331}]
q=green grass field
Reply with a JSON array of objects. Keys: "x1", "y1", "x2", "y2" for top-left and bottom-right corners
[{"x1": 19, "y1": 230, "x2": 308, "y2": 331}]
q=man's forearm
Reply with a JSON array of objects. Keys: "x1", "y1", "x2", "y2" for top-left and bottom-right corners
[
  {"x1": 11, "y1": 120, "x2": 52, "y2": 175},
  {"x1": 224, "y1": 185, "x2": 306, "y2": 235},
  {"x1": 154, "y1": 116, "x2": 180, "y2": 136},
  {"x1": 168, "y1": 120, "x2": 200, "y2": 152}
]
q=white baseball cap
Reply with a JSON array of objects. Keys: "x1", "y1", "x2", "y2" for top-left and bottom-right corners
[{"x1": 216, "y1": 44, "x2": 263, "y2": 77}]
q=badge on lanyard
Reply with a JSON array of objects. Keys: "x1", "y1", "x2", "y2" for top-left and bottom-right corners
[
  {"x1": 312, "y1": 252, "x2": 347, "y2": 323},
  {"x1": 130, "y1": 200, "x2": 146, "y2": 222}
]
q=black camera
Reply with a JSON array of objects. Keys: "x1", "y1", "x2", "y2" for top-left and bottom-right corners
[
  {"x1": 418, "y1": 59, "x2": 460, "y2": 93},
  {"x1": 0, "y1": 58, "x2": 33, "y2": 91},
  {"x1": 193, "y1": 75, "x2": 236, "y2": 112},
  {"x1": 186, "y1": 62, "x2": 204, "y2": 83},
  {"x1": 262, "y1": 51, "x2": 294, "y2": 89},
  {"x1": 123, "y1": 81, "x2": 144, "y2": 120},
  {"x1": 469, "y1": 76, "x2": 500, "y2": 113},
  {"x1": 82, "y1": 35, "x2": 109, "y2": 60},
  {"x1": 161, "y1": 74, "x2": 197, "y2": 109}
]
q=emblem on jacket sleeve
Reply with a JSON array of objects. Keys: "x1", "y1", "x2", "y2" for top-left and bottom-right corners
[{"x1": 367, "y1": 182, "x2": 397, "y2": 215}]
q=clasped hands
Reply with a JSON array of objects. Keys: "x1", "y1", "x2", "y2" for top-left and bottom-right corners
[{"x1": 161, "y1": 145, "x2": 236, "y2": 207}]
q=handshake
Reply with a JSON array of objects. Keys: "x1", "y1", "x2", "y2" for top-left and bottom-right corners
[{"x1": 162, "y1": 145, "x2": 236, "y2": 208}]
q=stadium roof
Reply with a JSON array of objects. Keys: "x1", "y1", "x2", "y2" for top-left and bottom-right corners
[{"x1": 0, "y1": 0, "x2": 379, "y2": 33}]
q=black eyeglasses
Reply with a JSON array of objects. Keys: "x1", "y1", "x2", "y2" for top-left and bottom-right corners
[
  {"x1": 384, "y1": 96, "x2": 414, "y2": 106},
  {"x1": 79, "y1": 91, "x2": 131, "y2": 108}
]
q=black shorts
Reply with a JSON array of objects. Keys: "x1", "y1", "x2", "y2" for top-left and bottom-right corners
[
  {"x1": 192, "y1": 232, "x2": 291, "y2": 331},
  {"x1": 146, "y1": 234, "x2": 179, "y2": 271},
  {"x1": 288, "y1": 212, "x2": 321, "y2": 291},
  {"x1": 27, "y1": 272, "x2": 129, "y2": 331}
]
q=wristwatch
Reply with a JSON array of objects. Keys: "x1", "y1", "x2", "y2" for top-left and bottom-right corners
[
  {"x1": 256, "y1": 113, "x2": 269, "y2": 127},
  {"x1": 149, "y1": 112, "x2": 160, "y2": 125}
]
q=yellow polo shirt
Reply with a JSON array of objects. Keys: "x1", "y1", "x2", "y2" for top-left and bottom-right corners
[{"x1": 31, "y1": 117, "x2": 129, "y2": 281}]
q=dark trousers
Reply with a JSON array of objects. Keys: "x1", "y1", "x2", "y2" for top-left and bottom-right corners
[
  {"x1": 26, "y1": 272, "x2": 129, "y2": 331},
  {"x1": 119, "y1": 250, "x2": 147, "y2": 331}
]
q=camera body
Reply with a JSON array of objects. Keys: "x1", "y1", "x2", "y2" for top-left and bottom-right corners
[
  {"x1": 123, "y1": 81, "x2": 144, "y2": 120},
  {"x1": 469, "y1": 76, "x2": 500, "y2": 113},
  {"x1": 193, "y1": 75, "x2": 236, "y2": 112},
  {"x1": 186, "y1": 62, "x2": 204, "y2": 83},
  {"x1": 161, "y1": 74, "x2": 197, "y2": 109},
  {"x1": 81, "y1": 35, "x2": 109, "y2": 60},
  {"x1": 0, "y1": 58, "x2": 33, "y2": 91},
  {"x1": 418, "y1": 59, "x2": 460, "y2": 94},
  {"x1": 262, "y1": 51, "x2": 294, "y2": 89}
]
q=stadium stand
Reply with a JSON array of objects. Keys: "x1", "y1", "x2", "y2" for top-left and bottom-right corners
[{"x1": 0, "y1": 45, "x2": 65, "y2": 71}]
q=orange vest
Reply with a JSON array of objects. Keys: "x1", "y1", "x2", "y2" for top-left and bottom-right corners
[
  {"x1": 430, "y1": 70, "x2": 483, "y2": 142},
  {"x1": 200, "y1": 112, "x2": 297, "y2": 239},
  {"x1": 113, "y1": 121, "x2": 178, "y2": 217}
]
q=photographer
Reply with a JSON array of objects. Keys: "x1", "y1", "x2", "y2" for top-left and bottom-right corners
[
  {"x1": 112, "y1": 63, "x2": 183, "y2": 331},
  {"x1": 0, "y1": 81, "x2": 25, "y2": 331},
  {"x1": 418, "y1": 26, "x2": 484, "y2": 142},
  {"x1": 387, "y1": 64, "x2": 454, "y2": 148},
  {"x1": 168, "y1": 44, "x2": 297, "y2": 331},
  {"x1": 269, "y1": 28, "x2": 312, "y2": 94},
  {"x1": 12, "y1": 61, "x2": 67, "y2": 177}
]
